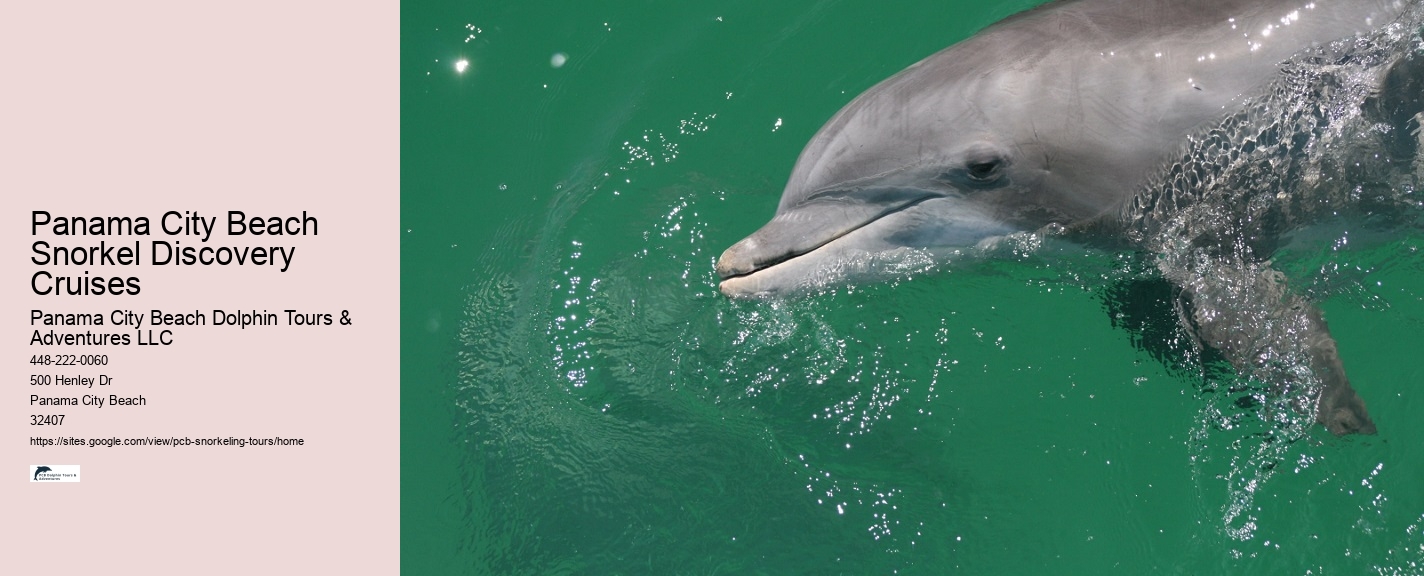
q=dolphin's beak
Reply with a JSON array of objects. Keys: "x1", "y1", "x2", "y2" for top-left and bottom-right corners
[
  {"x1": 717, "y1": 187, "x2": 1021, "y2": 297},
  {"x1": 717, "y1": 189, "x2": 939, "y2": 282}
]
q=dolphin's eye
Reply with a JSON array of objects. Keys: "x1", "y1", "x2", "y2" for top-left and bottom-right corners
[
  {"x1": 965, "y1": 159, "x2": 1002, "y2": 181},
  {"x1": 939, "y1": 149, "x2": 1010, "y2": 188}
]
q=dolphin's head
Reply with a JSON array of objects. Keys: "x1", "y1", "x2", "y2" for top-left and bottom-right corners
[{"x1": 719, "y1": 36, "x2": 1136, "y2": 297}]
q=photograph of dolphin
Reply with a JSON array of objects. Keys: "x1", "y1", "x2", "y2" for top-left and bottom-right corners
[{"x1": 718, "y1": 0, "x2": 1424, "y2": 435}]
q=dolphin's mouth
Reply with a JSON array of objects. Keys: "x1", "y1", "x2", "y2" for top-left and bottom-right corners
[{"x1": 715, "y1": 192, "x2": 940, "y2": 294}]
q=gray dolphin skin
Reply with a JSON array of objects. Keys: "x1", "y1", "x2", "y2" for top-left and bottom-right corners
[{"x1": 718, "y1": 0, "x2": 1424, "y2": 435}]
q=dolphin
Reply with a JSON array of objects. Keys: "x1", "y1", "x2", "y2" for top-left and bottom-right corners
[{"x1": 718, "y1": 0, "x2": 1424, "y2": 434}]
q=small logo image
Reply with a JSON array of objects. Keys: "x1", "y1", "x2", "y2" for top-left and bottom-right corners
[{"x1": 30, "y1": 464, "x2": 80, "y2": 482}]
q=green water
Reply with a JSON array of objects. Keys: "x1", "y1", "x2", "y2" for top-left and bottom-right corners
[{"x1": 402, "y1": 1, "x2": 1424, "y2": 573}]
